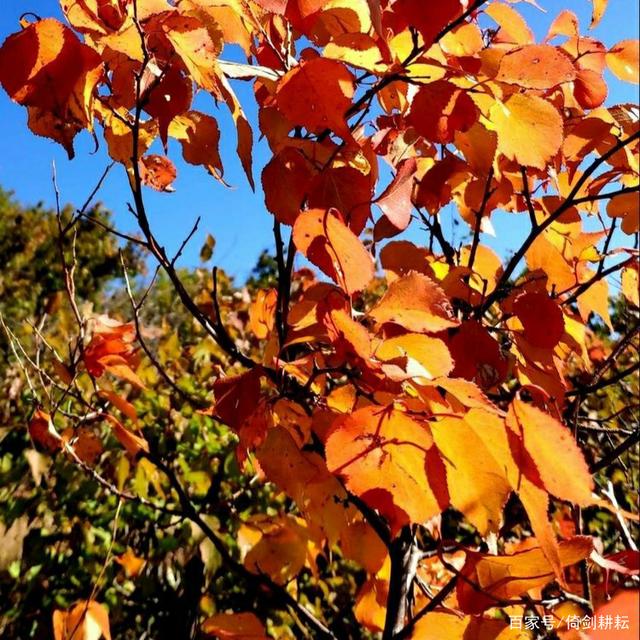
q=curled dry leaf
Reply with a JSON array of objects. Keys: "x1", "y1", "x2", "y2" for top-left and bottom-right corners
[
  {"x1": 83, "y1": 316, "x2": 145, "y2": 388},
  {"x1": 139, "y1": 154, "x2": 177, "y2": 192}
]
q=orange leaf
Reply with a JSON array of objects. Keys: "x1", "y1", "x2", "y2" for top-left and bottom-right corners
[
  {"x1": 496, "y1": 44, "x2": 576, "y2": 89},
  {"x1": 457, "y1": 536, "x2": 593, "y2": 614},
  {"x1": 354, "y1": 557, "x2": 390, "y2": 632},
  {"x1": 307, "y1": 159, "x2": 374, "y2": 235},
  {"x1": 98, "y1": 390, "x2": 139, "y2": 423},
  {"x1": 139, "y1": 154, "x2": 176, "y2": 192},
  {"x1": 506, "y1": 399, "x2": 593, "y2": 506},
  {"x1": 574, "y1": 68, "x2": 608, "y2": 109},
  {"x1": 28, "y1": 409, "x2": 62, "y2": 452},
  {"x1": 53, "y1": 600, "x2": 111, "y2": 640},
  {"x1": 215, "y1": 70, "x2": 255, "y2": 188},
  {"x1": 169, "y1": 111, "x2": 223, "y2": 180},
  {"x1": 546, "y1": 10, "x2": 579, "y2": 40},
  {"x1": 606, "y1": 191, "x2": 639, "y2": 234},
  {"x1": 161, "y1": 12, "x2": 223, "y2": 92},
  {"x1": 411, "y1": 611, "x2": 529, "y2": 639},
  {"x1": 606, "y1": 39, "x2": 639, "y2": 83},
  {"x1": 115, "y1": 548, "x2": 146, "y2": 578},
  {"x1": 83, "y1": 317, "x2": 144, "y2": 388},
  {"x1": 576, "y1": 267, "x2": 613, "y2": 330},
  {"x1": 256, "y1": 427, "x2": 358, "y2": 546},
  {"x1": 249, "y1": 289, "x2": 278, "y2": 340},
  {"x1": 414, "y1": 154, "x2": 469, "y2": 215},
  {"x1": 369, "y1": 272, "x2": 459, "y2": 333},
  {"x1": 379, "y1": 241, "x2": 432, "y2": 280},
  {"x1": 104, "y1": 414, "x2": 149, "y2": 458},
  {"x1": 591, "y1": 590, "x2": 639, "y2": 640},
  {"x1": 293, "y1": 208, "x2": 374, "y2": 295},
  {"x1": 374, "y1": 158, "x2": 416, "y2": 236},
  {"x1": 63, "y1": 427, "x2": 103, "y2": 465},
  {"x1": 325, "y1": 405, "x2": 446, "y2": 533},
  {"x1": 275, "y1": 57, "x2": 355, "y2": 141},
  {"x1": 202, "y1": 612, "x2": 269, "y2": 639},
  {"x1": 430, "y1": 414, "x2": 511, "y2": 535},
  {"x1": 0, "y1": 18, "x2": 102, "y2": 157},
  {"x1": 590, "y1": 0, "x2": 609, "y2": 29},
  {"x1": 238, "y1": 515, "x2": 310, "y2": 584},
  {"x1": 454, "y1": 123, "x2": 498, "y2": 177},
  {"x1": 408, "y1": 81, "x2": 477, "y2": 144},
  {"x1": 261, "y1": 146, "x2": 315, "y2": 225},
  {"x1": 462, "y1": 407, "x2": 567, "y2": 577},
  {"x1": 323, "y1": 308, "x2": 372, "y2": 362},
  {"x1": 458, "y1": 244, "x2": 504, "y2": 296}
]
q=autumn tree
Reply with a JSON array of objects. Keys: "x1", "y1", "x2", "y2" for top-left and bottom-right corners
[{"x1": 0, "y1": 1, "x2": 639, "y2": 639}]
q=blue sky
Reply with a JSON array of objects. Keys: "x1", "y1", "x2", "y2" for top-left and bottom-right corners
[{"x1": 0, "y1": 0, "x2": 638, "y2": 282}]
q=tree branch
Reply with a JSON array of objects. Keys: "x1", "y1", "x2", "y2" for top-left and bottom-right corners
[
  {"x1": 590, "y1": 430, "x2": 640, "y2": 473},
  {"x1": 477, "y1": 131, "x2": 640, "y2": 316}
]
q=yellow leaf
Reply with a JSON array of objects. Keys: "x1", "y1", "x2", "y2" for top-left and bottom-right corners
[
  {"x1": 238, "y1": 515, "x2": 311, "y2": 584},
  {"x1": 506, "y1": 399, "x2": 593, "y2": 506},
  {"x1": 622, "y1": 265, "x2": 640, "y2": 306},
  {"x1": 324, "y1": 33, "x2": 387, "y2": 73},
  {"x1": 485, "y1": 3, "x2": 534, "y2": 45},
  {"x1": 375, "y1": 334, "x2": 454, "y2": 381},
  {"x1": 590, "y1": 0, "x2": 609, "y2": 29},
  {"x1": 431, "y1": 414, "x2": 511, "y2": 535},
  {"x1": 606, "y1": 40, "x2": 640, "y2": 84},
  {"x1": 489, "y1": 94, "x2": 563, "y2": 169},
  {"x1": 411, "y1": 611, "x2": 529, "y2": 639}
]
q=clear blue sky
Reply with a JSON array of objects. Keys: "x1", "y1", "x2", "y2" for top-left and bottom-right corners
[{"x1": 0, "y1": 0, "x2": 638, "y2": 282}]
